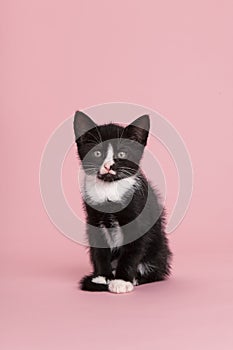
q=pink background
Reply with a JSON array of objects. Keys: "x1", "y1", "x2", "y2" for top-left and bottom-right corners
[{"x1": 1, "y1": 1, "x2": 233, "y2": 349}]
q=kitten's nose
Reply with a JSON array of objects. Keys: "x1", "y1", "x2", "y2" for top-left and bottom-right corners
[
  {"x1": 104, "y1": 162, "x2": 112, "y2": 172},
  {"x1": 100, "y1": 161, "x2": 116, "y2": 175}
]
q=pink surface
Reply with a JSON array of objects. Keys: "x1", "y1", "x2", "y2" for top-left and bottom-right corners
[{"x1": 1, "y1": 1, "x2": 233, "y2": 349}]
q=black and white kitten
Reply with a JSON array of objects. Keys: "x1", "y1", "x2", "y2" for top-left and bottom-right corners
[{"x1": 74, "y1": 111, "x2": 172, "y2": 293}]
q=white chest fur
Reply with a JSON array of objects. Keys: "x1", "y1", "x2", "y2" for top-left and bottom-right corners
[
  {"x1": 84, "y1": 174, "x2": 137, "y2": 204},
  {"x1": 100, "y1": 223, "x2": 124, "y2": 250}
]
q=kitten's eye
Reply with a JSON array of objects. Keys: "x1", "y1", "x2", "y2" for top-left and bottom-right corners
[
  {"x1": 93, "y1": 150, "x2": 102, "y2": 157},
  {"x1": 118, "y1": 151, "x2": 127, "y2": 159}
]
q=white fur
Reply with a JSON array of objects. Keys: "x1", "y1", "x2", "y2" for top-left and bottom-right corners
[
  {"x1": 137, "y1": 262, "x2": 155, "y2": 275},
  {"x1": 111, "y1": 259, "x2": 118, "y2": 269},
  {"x1": 84, "y1": 174, "x2": 137, "y2": 204},
  {"x1": 92, "y1": 276, "x2": 108, "y2": 284},
  {"x1": 111, "y1": 259, "x2": 117, "y2": 276},
  {"x1": 108, "y1": 279, "x2": 134, "y2": 294},
  {"x1": 101, "y1": 224, "x2": 123, "y2": 250},
  {"x1": 100, "y1": 144, "x2": 116, "y2": 175}
]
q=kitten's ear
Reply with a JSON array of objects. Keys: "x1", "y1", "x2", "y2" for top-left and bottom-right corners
[
  {"x1": 124, "y1": 115, "x2": 150, "y2": 145},
  {"x1": 73, "y1": 111, "x2": 97, "y2": 140}
]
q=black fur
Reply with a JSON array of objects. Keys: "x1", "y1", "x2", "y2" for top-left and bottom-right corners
[
  {"x1": 79, "y1": 275, "x2": 109, "y2": 292},
  {"x1": 74, "y1": 111, "x2": 172, "y2": 292}
]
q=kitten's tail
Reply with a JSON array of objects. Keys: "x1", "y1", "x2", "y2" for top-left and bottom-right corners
[{"x1": 80, "y1": 274, "x2": 109, "y2": 292}]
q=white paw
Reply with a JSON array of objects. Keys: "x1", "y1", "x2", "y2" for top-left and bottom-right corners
[
  {"x1": 92, "y1": 276, "x2": 107, "y2": 284},
  {"x1": 108, "y1": 279, "x2": 134, "y2": 294}
]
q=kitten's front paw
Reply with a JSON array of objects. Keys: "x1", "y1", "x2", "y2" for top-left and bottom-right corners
[{"x1": 108, "y1": 279, "x2": 134, "y2": 294}]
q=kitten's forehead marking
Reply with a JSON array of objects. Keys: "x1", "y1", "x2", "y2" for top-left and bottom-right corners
[
  {"x1": 104, "y1": 143, "x2": 114, "y2": 164},
  {"x1": 99, "y1": 143, "x2": 115, "y2": 175}
]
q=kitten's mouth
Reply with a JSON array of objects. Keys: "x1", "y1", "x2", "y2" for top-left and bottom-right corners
[{"x1": 97, "y1": 172, "x2": 116, "y2": 182}]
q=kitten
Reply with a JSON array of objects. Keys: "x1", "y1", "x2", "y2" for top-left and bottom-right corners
[{"x1": 73, "y1": 111, "x2": 172, "y2": 293}]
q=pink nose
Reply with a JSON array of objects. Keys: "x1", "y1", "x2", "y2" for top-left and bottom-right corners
[{"x1": 104, "y1": 163, "x2": 111, "y2": 171}]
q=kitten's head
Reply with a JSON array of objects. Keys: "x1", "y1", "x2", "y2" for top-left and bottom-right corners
[{"x1": 73, "y1": 111, "x2": 150, "y2": 182}]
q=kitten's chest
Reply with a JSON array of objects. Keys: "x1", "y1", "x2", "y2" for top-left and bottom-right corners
[
  {"x1": 100, "y1": 218, "x2": 124, "y2": 250},
  {"x1": 84, "y1": 175, "x2": 137, "y2": 204}
]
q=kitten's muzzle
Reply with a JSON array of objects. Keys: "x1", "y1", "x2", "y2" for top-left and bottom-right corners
[
  {"x1": 97, "y1": 172, "x2": 116, "y2": 182},
  {"x1": 100, "y1": 161, "x2": 116, "y2": 176}
]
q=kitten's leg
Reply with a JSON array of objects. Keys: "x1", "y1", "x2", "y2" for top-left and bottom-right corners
[
  {"x1": 80, "y1": 223, "x2": 114, "y2": 291},
  {"x1": 88, "y1": 225, "x2": 114, "y2": 281},
  {"x1": 90, "y1": 247, "x2": 114, "y2": 282},
  {"x1": 108, "y1": 242, "x2": 144, "y2": 294},
  {"x1": 80, "y1": 248, "x2": 114, "y2": 292}
]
